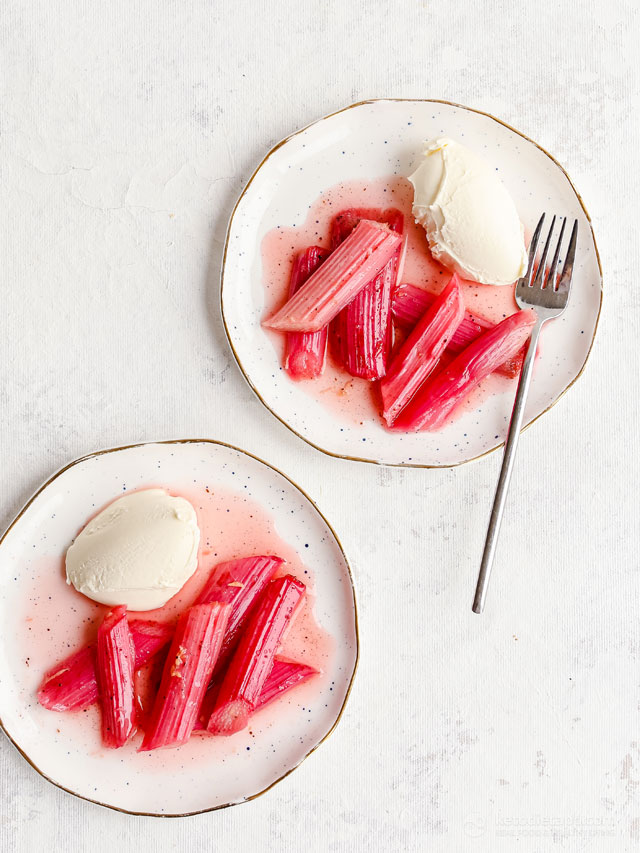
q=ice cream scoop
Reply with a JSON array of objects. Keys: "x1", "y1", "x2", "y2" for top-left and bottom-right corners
[
  {"x1": 66, "y1": 489, "x2": 200, "y2": 611},
  {"x1": 409, "y1": 138, "x2": 527, "y2": 286}
]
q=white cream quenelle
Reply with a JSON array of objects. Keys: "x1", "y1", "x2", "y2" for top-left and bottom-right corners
[
  {"x1": 409, "y1": 138, "x2": 528, "y2": 286},
  {"x1": 66, "y1": 489, "x2": 200, "y2": 611}
]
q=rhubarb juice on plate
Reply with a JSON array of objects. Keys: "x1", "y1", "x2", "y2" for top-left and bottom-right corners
[
  {"x1": 17, "y1": 485, "x2": 334, "y2": 764},
  {"x1": 261, "y1": 177, "x2": 520, "y2": 428}
]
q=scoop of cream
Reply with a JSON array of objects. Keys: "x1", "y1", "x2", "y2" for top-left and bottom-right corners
[
  {"x1": 409, "y1": 138, "x2": 527, "y2": 286},
  {"x1": 66, "y1": 489, "x2": 200, "y2": 611}
]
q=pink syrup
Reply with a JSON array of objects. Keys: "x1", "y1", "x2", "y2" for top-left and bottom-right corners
[
  {"x1": 22, "y1": 486, "x2": 334, "y2": 762},
  {"x1": 261, "y1": 177, "x2": 522, "y2": 428}
]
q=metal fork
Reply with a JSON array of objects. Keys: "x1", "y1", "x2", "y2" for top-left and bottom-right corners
[{"x1": 472, "y1": 214, "x2": 578, "y2": 614}]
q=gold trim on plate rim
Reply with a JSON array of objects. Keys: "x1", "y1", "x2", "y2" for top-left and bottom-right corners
[
  {"x1": 220, "y1": 98, "x2": 603, "y2": 469},
  {"x1": 0, "y1": 438, "x2": 360, "y2": 818}
]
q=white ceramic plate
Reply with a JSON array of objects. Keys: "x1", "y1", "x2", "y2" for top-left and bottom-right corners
[
  {"x1": 221, "y1": 99, "x2": 602, "y2": 467},
  {"x1": 0, "y1": 440, "x2": 358, "y2": 816}
]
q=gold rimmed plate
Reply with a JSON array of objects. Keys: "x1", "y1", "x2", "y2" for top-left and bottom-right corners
[
  {"x1": 221, "y1": 99, "x2": 602, "y2": 467},
  {"x1": 0, "y1": 440, "x2": 358, "y2": 815}
]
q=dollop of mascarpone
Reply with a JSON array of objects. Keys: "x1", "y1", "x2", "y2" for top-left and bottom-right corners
[
  {"x1": 409, "y1": 138, "x2": 527, "y2": 286},
  {"x1": 66, "y1": 489, "x2": 200, "y2": 611}
]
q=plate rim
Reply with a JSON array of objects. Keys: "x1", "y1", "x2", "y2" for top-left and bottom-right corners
[
  {"x1": 0, "y1": 438, "x2": 360, "y2": 818},
  {"x1": 220, "y1": 97, "x2": 603, "y2": 469}
]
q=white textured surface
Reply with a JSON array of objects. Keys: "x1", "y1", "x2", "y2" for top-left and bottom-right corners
[{"x1": 1, "y1": 0, "x2": 638, "y2": 850}]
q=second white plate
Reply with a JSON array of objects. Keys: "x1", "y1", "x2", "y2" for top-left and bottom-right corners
[
  {"x1": 221, "y1": 99, "x2": 602, "y2": 467},
  {"x1": 0, "y1": 440, "x2": 358, "y2": 815}
]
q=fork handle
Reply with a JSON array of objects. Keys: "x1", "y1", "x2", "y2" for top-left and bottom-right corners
[{"x1": 472, "y1": 319, "x2": 544, "y2": 614}]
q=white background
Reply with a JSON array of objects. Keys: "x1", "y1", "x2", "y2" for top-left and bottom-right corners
[{"x1": 1, "y1": 1, "x2": 638, "y2": 851}]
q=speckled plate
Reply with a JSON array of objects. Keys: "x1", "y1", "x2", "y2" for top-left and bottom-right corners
[
  {"x1": 0, "y1": 440, "x2": 358, "y2": 816},
  {"x1": 221, "y1": 99, "x2": 602, "y2": 467}
]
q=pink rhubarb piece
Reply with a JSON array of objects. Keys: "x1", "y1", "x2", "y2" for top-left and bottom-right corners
[
  {"x1": 140, "y1": 602, "x2": 230, "y2": 751},
  {"x1": 331, "y1": 208, "x2": 404, "y2": 380},
  {"x1": 207, "y1": 575, "x2": 305, "y2": 736},
  {"x1": 265, "y1": 220, "x2": 402, "y2": 332},
  {"x1": 393, "y1": 309, "x2": 537, "y2": 432},
  {"x1": 391, "y1": 282, "x2": 525, "y2": 378},
  {"x1": 96, "y1": 605, "x2": 137, "y2": 748},
  {"x1": 195, "y1": 554, "x2": 283, "y2": 676},
  {"x1": 284, "y1": 246, "x2": 329, "y2": 378},
  {"x1": 380, "y1": 275, "x2": 465, "y2": 426},
  {"x1": 193, "y1": 657, "x2": 319, "y2": 730},
  {"x1": 256, "y1": 658, "x2": 318, "y2": 710},
  {"x1": 37, "y1": 619, "x2": 174, "y2": 712}
]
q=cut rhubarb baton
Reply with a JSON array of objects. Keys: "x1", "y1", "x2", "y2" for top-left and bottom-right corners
[
  {"x1": 392, "y1": 282, "x2": 525, "y2": 378},
  {"x1": 331, "y1": 208, "x2": 404, "y2": 380},
  {"x1": 37, "y1": 619, "x2": 174, "y2": 712},
  {"x1": 380, "y1": 275, "x2": 465, "y2": 426},
  {"x1": 140, "y1": 602, "x2": 230, "y2": 751},
  {"x1": 392, "y1": 282, "x2": 484, "y2": 349},
  {"x1": 129, "y1": 619, "x2": 175, "y2": 668},
  {"x1": 265, "y1": 220, "x2": 402, "y2": 332},
  {"x1": 256, "y1": 658, "x2": 318, "y2": 710},
  {"x1": 96, "y1": 605, "x2": 136, "y2": 748},
  {"x1": 193, "y1": 657, "x2": 318, "y2": 730},
  {"x1": 195, "y1": 554, "x2": 283, "y2": 675},
  {"x1": 207, "y1": 574, "x2": 305, "y2": 736},
  {"x1": 329, "y1": 208, "x2": 387, "y2": 241},
  {"x1": 284, "y1": 247, "x2": 329, "y2": 379},
  {"x1": 37, "y1": 645, "x2": 97, "y2": 713},
  {"x1": 393, "y1": 309, "x2": 537, "y2": 432}
]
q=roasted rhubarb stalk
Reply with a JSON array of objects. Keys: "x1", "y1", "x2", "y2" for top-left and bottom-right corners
[
  {"x1": 392, "y1": 283, "x2": 524, "y2": 378},
  {"x1": 331, "y1": 208, "x2": 404, "y2": 380},
  {"x1": 392, "y1": 282, "x2": 484, "y2": 347},
  {"x1": 380, "y1": 275, "x2": 465, "y2": 425},
  {"x1": 96, "y1": 605, "x2": 136, "y2": 748},
  {"x1": 37, "y1": 645, "x2": 97, "y2": 712},
  {"x1": 257, "y1": 658, "x2": 318, "y2": 710},
  {"x1": 37, "y1": 619, "x2": 173, "y2": 712},
  {"x1": 284, "y1": 247, "x2": 329, "y2": 378},
  {"x1": 140, "y1": 603, "x2": 230, "y2": 751},
  {"x1": 193, "y1": 657, "x2": 318, "y2": 730},
  {"x1": 393, "y1": 309, "x2": 537, "y2": 432},
  {"x1": 195, "y1": 554, "x2": 283, "y2": 674},
  {"x1": 265, "y1": 220, "x2": 402, "y2": 332},
  {"x1": 207, "y1": 575, "x2": 305, "y2": 736},
  {"x1": 330, "y1": 207, "x2": 387, "y2": 240},
  {"x1": 129, "y1": 620, "x2": 175, "y2": 668}
]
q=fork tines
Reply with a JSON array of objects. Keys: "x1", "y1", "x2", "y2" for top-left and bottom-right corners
[{"x1": 523, "y1": 213, "x2": 578, "y2": 293}]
